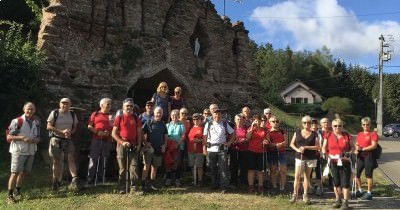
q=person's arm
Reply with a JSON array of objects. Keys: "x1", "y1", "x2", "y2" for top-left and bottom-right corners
[
  {"x1": 321, "y1": 138, "x2": 328, "y2": 158},
  {"x1": 304, "y1": 135, "x2": 320, "y2": 151},
  {"x1": 47, "y1": 122, "x2": 68, "y2": 137},
  {"x1": 290, "y1": 133, "x2": 302, "y2": 153},
  {"x1": 111, "y1": 126, "x2": 129, "y2": 147}
]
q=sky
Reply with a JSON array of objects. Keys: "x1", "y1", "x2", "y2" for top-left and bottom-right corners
[{"x1": 211, "y1": 0, "x2": 400, "y2": 74}]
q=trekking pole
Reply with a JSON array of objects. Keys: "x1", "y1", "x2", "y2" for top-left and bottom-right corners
[
  {"x1": 103, "y1": 157, "x2": 106, "y2": 184},
  {"x1": 296, "y1": 153, "x2": 303, "y2": 199},
  {"x1": 125, "y1": 146, "x2": 130, "y2": 194},
  {"x1": 193, "y1": 154, "x2": 197, "y2": 186},
  {"x1": 319, "y1": 156, "x2": 324, "y2": 195},
  {"x1": 95, "y1": 155, "x2": 100, "y2": 186},
  {"x1": 262, "y1": 143, "x2": 265, "y2": 196}
]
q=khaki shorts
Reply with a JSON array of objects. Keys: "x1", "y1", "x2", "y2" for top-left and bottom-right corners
[
  {"x1": 188, "y1": 153, "x2": 204, "y2": 167},
  {"x1": 143, "y1": 153, "x2": 162, "y2": 167},
  {"x1": 11, "y1": 154, "x2": 35, "y2": 173},
  {"x1": 295, "y1": 158, "x2": 317, "y2": 168},
  {"x1": 48, "y1": 137, "x2": 75, "y2": 159}
]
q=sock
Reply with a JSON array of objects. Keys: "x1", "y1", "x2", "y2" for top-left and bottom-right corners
[
  {"x1": 358, "y1": 188, "x2": 363, "y2": 192},
  {"x1": 8, "y1": 189, "x2": 13, "y2": 197}
]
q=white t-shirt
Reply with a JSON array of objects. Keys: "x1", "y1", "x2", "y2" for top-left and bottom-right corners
[{"x1": 203, "y1": 121, "x2": 234, "y2": 152}]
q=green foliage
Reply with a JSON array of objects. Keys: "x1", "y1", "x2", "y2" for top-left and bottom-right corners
[
  {"x1": 321, "y1": 97, "x2": 353, "y2": 115},
  {"x1": 383, "y1": 74, "x2": 400, "y2": 122},
  {"x1": 0, "y1": 22, "x2": 45, "y2": 133},
  {"x1": 282, "y1": 103, "x2": 324, "y2": 117}
]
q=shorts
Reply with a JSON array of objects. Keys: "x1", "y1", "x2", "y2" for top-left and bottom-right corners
[
  {"x1": 248, "y1": 151, "x2": 265, "y2": 171},
  {"x1": 356, "y1": 152, "x2": 376, "y2": 179},
  {"x1": 188, "y1": 153, "x2": 205, "y2": 167},
  {"x1": 143, "y1": 152, "x2": 162, "y2": 167},
  {"x1": 295, "y1": 158, "x2": 317, "y2": 168},
  {"x1": 48, "y1": 137, "x2": 75, "y2": 159},
  {"x1": 267, "y1": 151, "x2": 287, "y2": 166},
  {"x1": 11, "y1": 154, "x2": 34, "y2": 173},
  {"x1": 330, "y1": 161, "x2": 351, "y2": 188}
]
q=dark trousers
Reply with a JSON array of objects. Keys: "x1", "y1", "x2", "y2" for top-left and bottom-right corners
[{"x1": 229, "y1": 150, "x2": 248, "y2": 185}]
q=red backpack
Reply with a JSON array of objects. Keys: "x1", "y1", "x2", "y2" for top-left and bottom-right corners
[{"x1": 5, "y1": 117, "x2": 23, "y2": 143}]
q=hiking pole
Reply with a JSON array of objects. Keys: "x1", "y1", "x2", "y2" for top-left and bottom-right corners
[
  {"x1": 125, "y1": 146, "x2": 130, "y2": 194},
  {"x1": 193, "y1": 154, "x2": 197, "y2": 186},
  {"x1": 319, "y1": 156, "x2": 324, "y2": 195},
  {"x1": 262, "y1": 143, "x2": 265, "y2": 196},
  {"x1": 296, "y1": 153, "x2": 304, "y2": 200},
  {"x1": 103, "y1": 157, "x2": 106, "y2": 184},
  {"x1": 95, "y1": 155, "x2": 100, "y2": 186}
]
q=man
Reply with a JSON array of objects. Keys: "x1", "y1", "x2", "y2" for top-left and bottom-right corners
[
  {"x1": 111, "y1": 98, "x2": 142, "y2": 194},
  {"x1": 86, "y1": 98, "x2": 113, "y2": 186},
  {"x1": 263, "y1": 108, "x2": 272, "y2": 131},
  {"x1": 241, "y1": 106, "x2": 252, "y2": 128},
  {"x1": 139, "y1": 101, "x2": 154, "y2": 124},
  {"x1": 47, "y1": 98, "x2": 79, "y2": 191},
  {"x1": 6, "y1": 102, "x2": 40, "y2": 204},
  {"x1": 203, "y1": 108, "x2": 235, "y2": 193},
  {"x1": 141, "y1": 107, "x2": 167, "y2": 191}
]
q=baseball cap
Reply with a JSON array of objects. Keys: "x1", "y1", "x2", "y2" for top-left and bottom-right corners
[
  {"x1": 264, "y1": 108, "x2": 271, "y2": 114},
  {"x1": 60, "y1": 98, "x2": 71, "y2": 104},
  {"x1": 145, "y1": 101, "x2": 154, "y2": 106},
  {"x1": 192, "y1": 113, "x2": 201, "y2": 119},
  {"x1": 123, "y1": 98, "x2": 134, "y2": 104}
]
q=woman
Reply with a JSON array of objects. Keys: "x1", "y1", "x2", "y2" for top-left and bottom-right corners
[
  {"x1": 170, "y1": 86, "x2": 185, "y2": 111},
  {"x1": 266, "y1": 115, "x2": 287, "y2": 191},
  {"x1": 230, "y1": 114, "x2": 248, "y2": 187},
  {"x1": 322, "y1": 118, "x2": 353, "y2": 210},
  {"x1": 165, "y1": 109, "x2": 185, "y2": 186},
  {"x1": 290, "y1": 115, "x2": 319, "y2": 204},
  {"x1": 151, "y1": 82, "x2": 171, "y2": 122},
  {"x1": 310, "y1": 118, "x2": 323, "y2": 196},
  {"x1": 187, "y1": 113, "x2": 204, "y2": 185},
  {"x1": 246, "y1": 115, "x2": 268, "y2": 194},
  {"x1": 354, "y1": 117, "x2": 378, "y2": 200}
]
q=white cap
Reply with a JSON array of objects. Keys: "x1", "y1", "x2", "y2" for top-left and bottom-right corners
[{"x1": 60, "y1": 98, "x2": 71, "y2": 104}]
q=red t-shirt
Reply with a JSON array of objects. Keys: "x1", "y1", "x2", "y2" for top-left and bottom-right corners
[
  {"x1": 187, "y1": 126, "x2": 203, "y2": 153},
  {"x1": 356, "y1": 131, "x2": 378, "y2": 148},
  {"x1": 327, "y1": 133, "x2": 351, "y2": 156},
  {"x1": 264, "y1": 121, "x2": 271, "y2": 131},
  {"x1": 248, "y1": 128, "x2": 268, "y2": 153},
  {"x1": 113, "y1": 114, "x2": 142, "y2": 145},
  {"x1": 268, "y1": 130, "x2": 285, "y2": 152},
  {"x1": 89, "y1": 112, "x2": 112, "y2": 141},
  {"x1": 233, "y1": 126, "x2": 248, "y2": 151}
]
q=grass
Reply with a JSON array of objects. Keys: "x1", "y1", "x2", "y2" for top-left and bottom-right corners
[{"x1": 269, "y1": 104, "x2": 302, "y2": 129}]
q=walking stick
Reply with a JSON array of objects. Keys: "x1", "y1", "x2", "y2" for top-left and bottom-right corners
[
  {"x1": 95, "y1": 155, "x2": 100, "y2": 186},
  {"x1": 125, "y1": 146, "x2": 130, "y2": 193},
  {"x1": 295, "y1": 153, "x2": 304, "y2": 200},
  {"x1": 319, "y1": 156, "x2": 324, "y2": 194},
  {"x1": 103, "y1": 157, "x2": 106, "y2": 184},
  {"x1": 262, "y1": 143, "x2": 266, "y2": 196},
  {"x1": 193, "y1": 154, "x2": 197, "y2": 186}
]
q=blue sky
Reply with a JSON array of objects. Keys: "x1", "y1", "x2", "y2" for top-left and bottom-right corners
[{"x1": 211, "y1": 0, "x2": 400, "y2": 74}]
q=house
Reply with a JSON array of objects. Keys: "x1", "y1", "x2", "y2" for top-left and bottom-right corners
[{"x1": 280, "y1": 80, "x2": 323, "y2": 104}]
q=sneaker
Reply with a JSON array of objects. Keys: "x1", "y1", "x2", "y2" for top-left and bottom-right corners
[
  {"x1": 258, "y1": 186, "x2": 264, "y2": 195},
  {"x1": 361, "y1": 192, "x2": 373, "y2": 200},
  {"x1": 315, "y1": 186, "x2": 322, "y2": 196},
  {"x1": 303, "y1": 194, "x2": 311, "y2": 205},
  {"x1": 356, "y1": 190, "x2": 364, "y2": 198},
  {"x1": 175, "y1": 179, "x2": 181, "y2": 187},
  {"x1": 289, "y1": 193, "x2": 297, "y2": 203},
  {"x1": 248, "y1": 185, "x2": 255, "y2": 193},
  {"x1": 70, "y1": 177, "x2": 79, "y2": 191},
  {"x1": 6, "y1": 196, "x2": 16, "y2": 204},
  {"x1": 332, "y1": 199, "x2": 342, "y2": 208},
  {"x1": 119, "y1": 189, "x2": 126, "y2": 194},
  {"x1": 150, "y1": 182, "x2": 159, "y2": 191},
  {"x1": 165, "y1": 179, "x2": 172, "y2": 186},
  {"x1": 221, "y1": 187, "x2": 229, "y2": 194},
  {"x1": 340, "y1": 200, "x2": 349, "y2": 210}
]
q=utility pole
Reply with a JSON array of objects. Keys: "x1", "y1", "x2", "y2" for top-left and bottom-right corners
[{"x1": 377, "y1": 35, "x2": 384, "y2": 136}]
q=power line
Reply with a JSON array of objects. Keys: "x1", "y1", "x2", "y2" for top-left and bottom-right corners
[{"x1": 247, "y1": 11, "x2": 400, "y2": 20}]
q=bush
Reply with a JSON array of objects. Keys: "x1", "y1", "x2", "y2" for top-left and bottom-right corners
[
  {"x1": 281, "y1": 103, "x2": 324, "y2": 117},
  {"x1": 321, "y1": 97, "x2": 353, "y2": 115}
]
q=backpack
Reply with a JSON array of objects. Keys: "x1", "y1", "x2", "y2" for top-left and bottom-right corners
[
  {"x1": 373, "y1": 143, "x2": 382, "y2": 159},
  {"x1": 5, "y1": 117, "x2": 23, "y2": 143},
  {"x1": 49, "y1": 109, "x2": 76, "y2": 137},
  {"x1": 115, "y1": 109, "x2": 139, "y2": 129}
]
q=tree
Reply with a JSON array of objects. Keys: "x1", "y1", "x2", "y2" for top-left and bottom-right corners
[{"x1": 321, "y1": 97, "x2": 353, "y2": 115}]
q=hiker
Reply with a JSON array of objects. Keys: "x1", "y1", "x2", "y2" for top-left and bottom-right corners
[
  {"x1": 165, "y1": 109, "x2": 185, "y2": 186},
  {"x1": 241, "y1": 106, "x2": 252, "y2": 128},
  {"x1": 319, "y1": 118, "x2": 334, "y2": 190},
  {"x1": 177, "y1": 107, "x2": 190, "y2": 185},
  {"x1": 187, "y1": 113, "x2": 205, "y2": 186},
  {"x1": 170, "y1": 86, "x2": 185, "y2": 111},
  {"x1": 141, "y1": 106, "x2": 167, "y2": 191},
  {"x1": 267, "y1": 115, "x2": 287, "y2": 191},
  {"x1": 151, "y1": 82, "x2": 171, "y2": 122},
  {"x1": 289, "y1": 115, "x2": 319, "y2": 204},
  {"x1": 322, "y1": 118, "x2": 354, "y2": 210},
  {"x1": 206, "y1": 104, "x2": 219, "y2": 122},
  {"x1": 246, "y1": 115, "x2": 269, "y2": 194},
  {"x1": 139, "y1": 101, "x2": 154, "y2": 124},
  {"x1": 202, "y1": 108, "x2": 211, "y2": 124},
  {"x1": 354, "y1": 117, "x2": 378, "y2": 200},
  {"x1": 6, "y1": 102, "x2": 40, "y2": 204},
  {"x1": 263, "y1": 108, "x2": 272, "y2": 131},
  {"x1": 203, "y1": 108, "x2": 235, "y2": 193},
  {"x1": 111, "y1": 98, "x2": 142, "y2": 194},
  {"x1": 309, "y1": 118, "x2": 323, "y2": 195},
  {"x1": 86, "y1": 98, "x2": 113, "y2": 186},
  {"x1": 230, "y1": 114, "x2": 248, "y2": 187},
  {"x1": 47, "y1": 98, "x2": 79, "y2": 191}
]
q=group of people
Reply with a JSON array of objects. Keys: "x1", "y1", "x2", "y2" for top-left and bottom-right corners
[{"x1": 5, "y1": 82, "x2": 379, "y2": 210}]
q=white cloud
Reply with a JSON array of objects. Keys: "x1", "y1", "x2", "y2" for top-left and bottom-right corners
[{"x1": 250, "y1": 0, "x2": 400, "y2": 60}]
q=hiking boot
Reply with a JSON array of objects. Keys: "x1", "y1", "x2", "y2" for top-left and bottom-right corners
[
  {"x1": 70, "y1": 177, "x2": 79, "y2": 191},
  {"x1": 258, "y1": 186, "x2": 264, "y2": 195},
  {"x1": 165, "y1": 179, "x2": 172, "y2": 187},
  {"x1": 303, "y1": 194, "x2": 311, "y2": 205},
  {"x1": 150, "y1": 181, "x2": 159, "y2": 191},
  {"x1": 332, "y1": 199, "x2": 342, "y2": 208},
  {"x1": 52, "y1": 181, "x2": 60, "y2": 191},
  {"x1": 315, "y1": 186, "x2": 322, "y2": 196},
  {"x1": 361, "y1": 192, "x2": 373, "y2": 200},
  {"x1": 13, "y1": 190, "x2": 21, "y2": 200},
  {"x1": 289, "y1": 193, "x2": 297, "y2": 203},
  {"x1": 119, "y1": 189, "x2": 126, "y2": 194},
  {"x1": 340, "y1": 200, "x2": 349, "y2": 210},
  {"x1": 6, "y1": 196, "x2": 16, "y2": 204},
  {"x1": 175, "y1": 179, "x2": 181, "y2": 187},
  {"x1": 356, "y1": 190, "x2": 364, "y2": 198},
  {"x1": 248, "y1": 185, "x2": 255, "y2": 193}
]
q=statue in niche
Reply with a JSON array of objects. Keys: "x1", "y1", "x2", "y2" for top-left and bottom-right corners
[{"x1": 194, "y1": 37, "x2": 200, "y2": 57}]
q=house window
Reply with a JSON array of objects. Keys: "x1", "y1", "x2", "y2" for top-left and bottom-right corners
[
  {"x1": 295, "y1": 98, "x2": 302, "y2": 104},
  {"x1": 303, "y1": 98, "x2": 308, "y2": 104},
  {"x1": 291, "y1": 98, "x2": 295, "y2": 104}
]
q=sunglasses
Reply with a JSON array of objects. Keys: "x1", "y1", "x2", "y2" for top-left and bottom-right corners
[
  {"x1": 193, "y1": 118, "x2": 200, "y2": 121},
  {"x1": 270, "y1": 120, "x2": 279, "y2": 123},
  {"x1": 180, "y1": 112, "x2": 188, "y2": 115},
  {"x1": 125, "y1": 105, "x2": 134, "y2": 108},
  {"x1": 333, "y1": 125, "x2": 343, "y2": 128},
  {"x1": 302, "y1": 121, "x2": 311, "y2": 124},
  {"x1": 362, "y1": 124, "x2": 369, "y2": 126},
  {"x1": 175, "y1": 91, "x2": 181, "y2": 93}
]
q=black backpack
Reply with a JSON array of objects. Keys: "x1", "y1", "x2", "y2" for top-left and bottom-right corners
[{"x1": 373, "y1": 144, "x2": 382, "y2": 159}]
